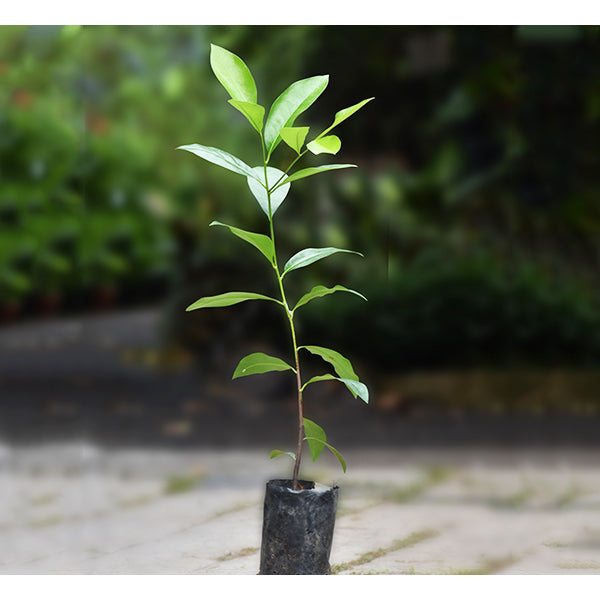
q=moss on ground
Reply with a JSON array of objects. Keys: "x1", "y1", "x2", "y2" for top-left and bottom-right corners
[{"x1": 332, "y1": 529, "x2": 439, "y2": 574}]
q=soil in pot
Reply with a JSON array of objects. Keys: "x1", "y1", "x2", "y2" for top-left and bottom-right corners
[{"x1": 259, "y1": 479, "x2": 339, "y2": 575}]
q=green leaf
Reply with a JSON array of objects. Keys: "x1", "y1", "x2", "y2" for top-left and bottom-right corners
[
  {"x1": 338, "y1": 378, "x2": 369, "y2": 404},
  {"x1": 324, "y1": 442, "x2": 347, "y2": 473},
  {"x1": 178, "y1": 144, "x2": 260, "y2": 181},
  {"x1": 280, "y1": 126, "x2": 310, "y2": 154},
  {"x1": 302, "y1": 374, "x2": 369, "y2": 404},
  {"x1": 301, "y1": 373, "x2": 337, "y2": 391},
  {"x1": 247, "y1": 166, "x2": 290, "y2": 217},
  {"x1": 300, "y1": 345, "x2": 359, "y2": 382},
  {"x1": 270, "y1": 450, "x2": 296, "y2": 461},
  {"x1": 307, "y1": 135, "x2": 341, "y2": 155},
  {"x1": 293, "y1": 284, "x2": 367, "y2": 312},
  {"x1": 264, "y1": 75, "x2": 329, "y2": 160},
  {"x1": 303, "y1": 419, "x2": 347, "y2": 472},
  {"x1": 282, "y1": 247, "x2": 363, "y2": 276},
  {"x1": 210, "y1": 44, "x2": 257, "y2": 103},
  {"x1": 316, "y1": 97, "x2": 375, "y2": 140},
  {"x1": 303, "y1": 418, "x2": 326, "y2": 462},
  {"x1": 228, "y1": 100, "x2": 265, "y2": 133},
  {"x1": 304, "y1": 438, "x2": 346, "y2": 472},
  {"x1": 233, "y1": 352, "x2": 295, "y2": 379},
  {"x1": 209, "y1": 221, "x2": 274, "y2": 263},
  {"x1": 274, "y1": 164, "x2": 356, "y2": 189},
  {"x1": 186, "y1": 291, "x2": 280, "y2": 311}
]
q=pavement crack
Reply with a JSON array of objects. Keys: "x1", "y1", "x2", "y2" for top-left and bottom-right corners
[
  {"x1": 215, "y1": 547, "x2": 259, "y2": 562},
  {"x1": 331, "y1": 528, "x2": 439, "y2": 574}
]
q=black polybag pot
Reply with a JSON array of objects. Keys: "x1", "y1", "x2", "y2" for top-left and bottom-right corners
[{"x1": 259, "y1": 479, "x2": 339, "y2": 575}]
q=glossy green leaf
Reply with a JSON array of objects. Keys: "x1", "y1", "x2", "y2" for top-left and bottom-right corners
[
  {"x1": 270, "y1": 449, "x2": 296, "y2": 461},
  {"x1": 178, "y1": 144, "x2": 260, "y2": 181},
  {"x1": 303, "y1": 419, "x2": 347, "y2": 472},
  {"x1": 264, "y1": 75, "x2": 329, "y2": 160},
  {"x1": 301, "y1": 373, "x2": 337, "y2": 391},
  {"x1": 186, "y1": 291, "x2": 280, "y2": 311},
  {"x1": 210, "y1": 44, "x2": 257, "y2": 103},
  {"x1": 338, "y1": 378, "x2": 369, "y2": 404},
  {"x1": 282, "y1": 247, "x2": 363, "y2": 277},
  {"x1": 293, "y1": 284, "x2": 367, "y2": 312},
  {"x1": 209, "y1": 221, "x2": 274, "y2": 263},
  {"x1": 304, "y1": 437, "x2": 346, "y2": 472},
  {"x1": 315, "y1": 97, "x2": 375, "y2": 139},
  {"x1": 247, "y1": 166, "x2": 290, "y2": 217},
  {"x1": 274, "y1": 164, "x2": 356, "y2": 189},
  {"x1": 303, "y1": 418, "x2": 326, "y2": 462},
  {"x1": 228, "y1": 100, "x2": 265, "y2": 133},
  {"x1": 300, "y1": 345, "x2": 359, "y2": 383},
  {"x1": 307, "y1": 135, "x2": 341, "y2": 155},
  {"x1": 280, "y1": 126, "x2": 310, "y2": 154},
  {"x1": 232, "y1": 352, "x2": 295, "y2": 379},
  {"x1": 302, "y1": 373, "x2": 368, "y2": 404}
]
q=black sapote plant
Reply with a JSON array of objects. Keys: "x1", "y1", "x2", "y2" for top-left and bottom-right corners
[{"x1": 180, "y1": 44, "x2": 372, "y2": 492}]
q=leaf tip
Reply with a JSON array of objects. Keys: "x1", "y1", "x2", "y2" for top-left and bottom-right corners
[{"x1": 209, "y1": 42, "x2": 226, "y2": 58}]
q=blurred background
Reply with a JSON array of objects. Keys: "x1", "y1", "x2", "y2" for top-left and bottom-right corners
[
  {"x1": 2, "y1": 24, "x2": 600, "y2": 450},
  {"x1": 4, "y1": 24, "x2": 600, "y2": 577}
]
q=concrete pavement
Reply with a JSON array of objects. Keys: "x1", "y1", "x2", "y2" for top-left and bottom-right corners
[{"x1": 2, "y1": 443, "x2": 600, "y2": 575}]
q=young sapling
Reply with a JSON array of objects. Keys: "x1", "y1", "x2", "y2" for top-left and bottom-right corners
[{"x1": 180, "y1": 44, "x2": 372, "y2": 491}]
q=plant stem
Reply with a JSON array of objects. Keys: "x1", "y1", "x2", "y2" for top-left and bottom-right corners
[
  {"x1": 262, "y1": 137, "x2": 304, "y2": 491},
  {"x1": 271, "y1": 253, "x2": 304, "y2": 490},
  {"x1": 269, "y1": 150, "x2": 306, "y2": 193},
  {"x1": 288, "y1": 314, "x2": 304, "y2": 490},
  {"x1": 272, "y1": 247, "x2": 304, "y2": 490}
]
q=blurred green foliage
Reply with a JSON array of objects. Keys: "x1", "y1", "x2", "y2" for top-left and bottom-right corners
[
  {"x1": 2, "y1": 25, "x2": 600, "y2": 368},
  {"x1": 301, "y1": 250, "x2": 600, "y2": 369}
]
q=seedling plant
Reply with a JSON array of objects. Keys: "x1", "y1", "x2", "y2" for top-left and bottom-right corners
[{"x1": 181, "y1": 44, "x2": 372, "y2": 491}]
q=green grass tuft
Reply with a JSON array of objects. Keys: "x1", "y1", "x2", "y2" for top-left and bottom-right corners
[{"x1": 164, "y1": 473, "x2": 205, "y2": 494}]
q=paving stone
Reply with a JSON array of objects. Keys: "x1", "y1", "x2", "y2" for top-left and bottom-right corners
[{"x1": 2, "y1": 445, "x2": 600, "y2": 575}]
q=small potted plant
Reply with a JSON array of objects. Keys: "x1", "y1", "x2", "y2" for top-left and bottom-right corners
[{"x1": 179, "y1": 44, "x2": 372, "y2": 575}]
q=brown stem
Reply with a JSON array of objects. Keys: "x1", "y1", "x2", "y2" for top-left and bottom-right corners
[{"x1": 291, "y1": 348, "x2": 303, "y2": 490}]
